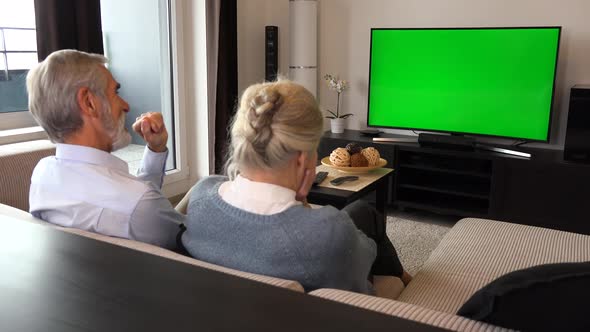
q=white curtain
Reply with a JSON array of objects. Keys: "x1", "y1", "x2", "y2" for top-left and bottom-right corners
[{"x1": 205, "y1": 0, "x2": 220, "y2": 174}]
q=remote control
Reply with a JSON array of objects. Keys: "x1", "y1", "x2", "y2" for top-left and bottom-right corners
[
  {"x1": 313, "y1": 171, "x2": 329, "y2": 186},
  {"x1": 330, "y1": 175, "x2": 359, "y2": 186}
]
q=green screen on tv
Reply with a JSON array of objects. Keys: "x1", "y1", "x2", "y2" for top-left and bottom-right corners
[{"x1": 367, "y1": 27, "x2": 561, "y2": 141}]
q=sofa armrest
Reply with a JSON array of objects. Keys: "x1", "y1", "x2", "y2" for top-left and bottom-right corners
[
  {"x1": 398, "y1": 218, "x2": 590, "y2": 314},
  {"x1": 0, "y1": 139, "x2": 55, "y2": 211},
  {"x1": 174, "y1": 184, "x2": 195, "y2": 214},
  {"x1": 309, "y1": 288, "x2": 512, "y2": 332}
]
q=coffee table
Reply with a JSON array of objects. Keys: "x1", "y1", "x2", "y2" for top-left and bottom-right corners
[{"x1": 307, "y1": 165, "x2": 393, "y2": 222}]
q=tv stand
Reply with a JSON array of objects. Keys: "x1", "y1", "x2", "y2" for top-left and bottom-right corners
[
  {"x1": 318, "y1": 129, "x2": 590, "y2": 235},
  {"x1": 418, "y1": 133, "x2": 475, "y2": 151}
]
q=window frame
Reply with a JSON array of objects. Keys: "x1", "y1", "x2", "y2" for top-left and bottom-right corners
[
  {"x1": 157, "y1": 0, "x2": 190, "y2": 193},
  {"x1": 0, "y1": 26, "x2": 39, "y2": 131}
]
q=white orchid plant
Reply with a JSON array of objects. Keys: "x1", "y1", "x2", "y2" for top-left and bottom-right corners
[{"x1": 324, "y1": 74, "x2": 353, "y2": 119}]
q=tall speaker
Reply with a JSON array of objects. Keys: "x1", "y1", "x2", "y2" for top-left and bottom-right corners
[
  {"x1": 289, "y1": 0, "x2": 317, "y2": 96},
  {"x1": 564, "y1": 85, "x2": 590, "y2": 163},
  {"x1": 265, "y1": 26, "x2": 278, "y2": 82}
]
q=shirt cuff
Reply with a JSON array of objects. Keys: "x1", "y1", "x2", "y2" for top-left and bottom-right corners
[{"x1": 139, "y1": 145, "x2": 168, "y2": 176}]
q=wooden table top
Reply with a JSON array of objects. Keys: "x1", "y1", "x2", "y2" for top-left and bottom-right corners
[{"x1": 314, "y1": 165, "x2": 393, "y2": 192}]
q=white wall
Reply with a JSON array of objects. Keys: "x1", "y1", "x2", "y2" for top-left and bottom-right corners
[
  {"x1": 237, "y1": 0, "x2": 290, "y2": 94},
  {"x1": 237, "y1": 0, "x2": 590, "y2": 148}
]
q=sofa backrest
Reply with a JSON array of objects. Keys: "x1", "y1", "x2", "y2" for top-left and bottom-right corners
[
  {"x1": 60, "y1": 225, "x2": 305, "y2": 292},
  {"x1": 0, "y1": 203, "x2": 510, "y2": 331},
  {"x1": 0, "y1": 202, "x2": 305, "y2": 292},
  {"x1": 0, "y1": 140, "x2": 55, "y2": 212},
  {"x1": 0, "y1": 140, "x2": 307, "y2": 292}
]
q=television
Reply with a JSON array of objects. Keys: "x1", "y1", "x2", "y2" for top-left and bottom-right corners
[{"x1": 367, "y1": 27, "x2": 561, "y2": 142}]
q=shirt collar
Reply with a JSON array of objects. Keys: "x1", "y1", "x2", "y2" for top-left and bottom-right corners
[
  {"x1": 55, "y1": 143, "x2": 129, "y2": 173},
  {"x1": 230, "y1": 174, "x2": 299, "y2": 205}
]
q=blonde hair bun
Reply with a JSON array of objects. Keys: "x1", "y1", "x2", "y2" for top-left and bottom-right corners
[
  {"x1": 330, "y1": 147, "x2": 350, "y2": 167},
  {"x1": 225, "y1": 79, "x2": 323, "y2": 178}
]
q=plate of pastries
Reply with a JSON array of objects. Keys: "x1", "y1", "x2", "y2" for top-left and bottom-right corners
[{"x1": 321, "y1": 143, "x2": 387, "y2": 173}]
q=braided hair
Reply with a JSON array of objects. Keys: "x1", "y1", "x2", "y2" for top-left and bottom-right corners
[{"x1": 225, "y1": 79, "x2": 323, "y2": 179}]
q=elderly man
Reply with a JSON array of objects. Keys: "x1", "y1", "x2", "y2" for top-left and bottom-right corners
[{"x1": 27, "y1": 49, "x2": 183, "y2": 249}]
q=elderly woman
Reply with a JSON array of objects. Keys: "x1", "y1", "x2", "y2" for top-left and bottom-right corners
[{"x1": 181, "y1": 80, "x2": 410, "y2": 293}]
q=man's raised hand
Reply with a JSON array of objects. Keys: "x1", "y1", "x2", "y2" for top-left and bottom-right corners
[{"x1": 132, "y1": 112, "x2": 168, "y2": 152}]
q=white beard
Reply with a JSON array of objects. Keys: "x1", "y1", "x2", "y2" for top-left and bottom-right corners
[
  {"x1": 110, "y1": 114, "x2": 132, "y2": 151},
  {"x1": 101, "y1": 107, "x2": 132, "y2": 152}
]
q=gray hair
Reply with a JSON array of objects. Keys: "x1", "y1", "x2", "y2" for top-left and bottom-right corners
[
  {"x1": 26, "y1": 49, "x2": 109, "y2": 143},
  {"x1": 225, "y1": 79, "x2": 324, "y2": 179}
]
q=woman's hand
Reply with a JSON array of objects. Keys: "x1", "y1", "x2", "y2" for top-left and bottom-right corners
[{"x1": 295, "y1": 168, "x2": 316, "y2": 204}]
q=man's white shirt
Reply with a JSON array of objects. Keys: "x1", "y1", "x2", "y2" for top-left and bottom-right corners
[{"x1": 29, "y1": 143, "x2": 184, "y2": 248}]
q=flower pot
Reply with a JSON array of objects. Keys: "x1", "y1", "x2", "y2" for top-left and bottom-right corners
[{"x1": 330, "y1": 118, "x2": 346, "y2": 134}]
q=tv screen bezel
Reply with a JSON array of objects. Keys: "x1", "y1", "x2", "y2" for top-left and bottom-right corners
[{"x1": 366, "y1": 26, "x2": 562, "y2": 142}]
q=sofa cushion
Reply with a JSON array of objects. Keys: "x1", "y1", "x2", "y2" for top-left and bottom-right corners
[
  {"x1": 398, "y1": 218, "x2": 590, "y2": 314},
  {"x1": 371, "y1": 275, "x2": 404, "y2": 300},
  {"x1": 457, "y1": 262, "x2": 590, "y2": 331}
]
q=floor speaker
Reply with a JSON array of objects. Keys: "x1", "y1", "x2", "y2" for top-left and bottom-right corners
[
  {"x1": 289, "y1": 0, "x2": 317, "y2": 96},
  {"x1": 564, "y1": 85, "x2": 590, "y2": 163},
  {"x1": 265, "y1": 26, "x2": 278, "y2": 82}
]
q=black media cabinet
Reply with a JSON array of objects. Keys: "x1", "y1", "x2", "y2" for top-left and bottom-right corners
[{"x1": 318, "y1": 130, "x2": 590, "y2": 235}]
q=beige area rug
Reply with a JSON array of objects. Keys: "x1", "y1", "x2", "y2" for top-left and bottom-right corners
[{"x1": 386, "y1": 209, "x2": 459, "y2": 275}]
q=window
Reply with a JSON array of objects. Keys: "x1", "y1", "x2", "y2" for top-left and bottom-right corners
[
  {"x1": 101, "y1": 0, "x2": 177, "y2": 172},
  {"x1": 0, "y1": 0, "x2": 189, "y2": 190},
  {"x1": 0, "y1": 0, "x2": 38, "y2": 129}
]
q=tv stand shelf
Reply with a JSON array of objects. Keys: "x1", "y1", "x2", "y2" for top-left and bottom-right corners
[
  {"x1": 395, "y1": 146, "x2": 492, "y2": 217},
  {"x1": 318, "y1": 130, "x2": 590, "y2": 235},
  {"x1": 398, "y1": 183, "x2": 490, "y2": 199},
  {"x1": 398, "y1": 163, "x2": 491, "y2": 178}
]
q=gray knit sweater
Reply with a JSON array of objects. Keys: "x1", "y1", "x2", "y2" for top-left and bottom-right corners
[{"x1": 182, "y1": 175, "x2": 377, "y2": 293}]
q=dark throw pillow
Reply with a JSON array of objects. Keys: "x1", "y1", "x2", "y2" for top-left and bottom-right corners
[{"x1": 457, "y1": 262, "x2": 590, "y2": 332}]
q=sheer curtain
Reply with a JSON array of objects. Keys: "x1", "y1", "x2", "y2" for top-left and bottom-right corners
[
  {"x1": 206, "y1": 0, "x2": 237, "y2": 174},
  {"x1": 34, "y1": 0, "x2": 104, "y2": 61}
]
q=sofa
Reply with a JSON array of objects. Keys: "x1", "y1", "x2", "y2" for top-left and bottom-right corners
[
  {"x1": 0, "y1": 139, "x2": 55, "y2": 211},
  {"x1": 311, "y1": 218, "x2": 590, "y2": 331},
  {"x1": 2, "y1": 139, "x2": 589, "y2": 331}
]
